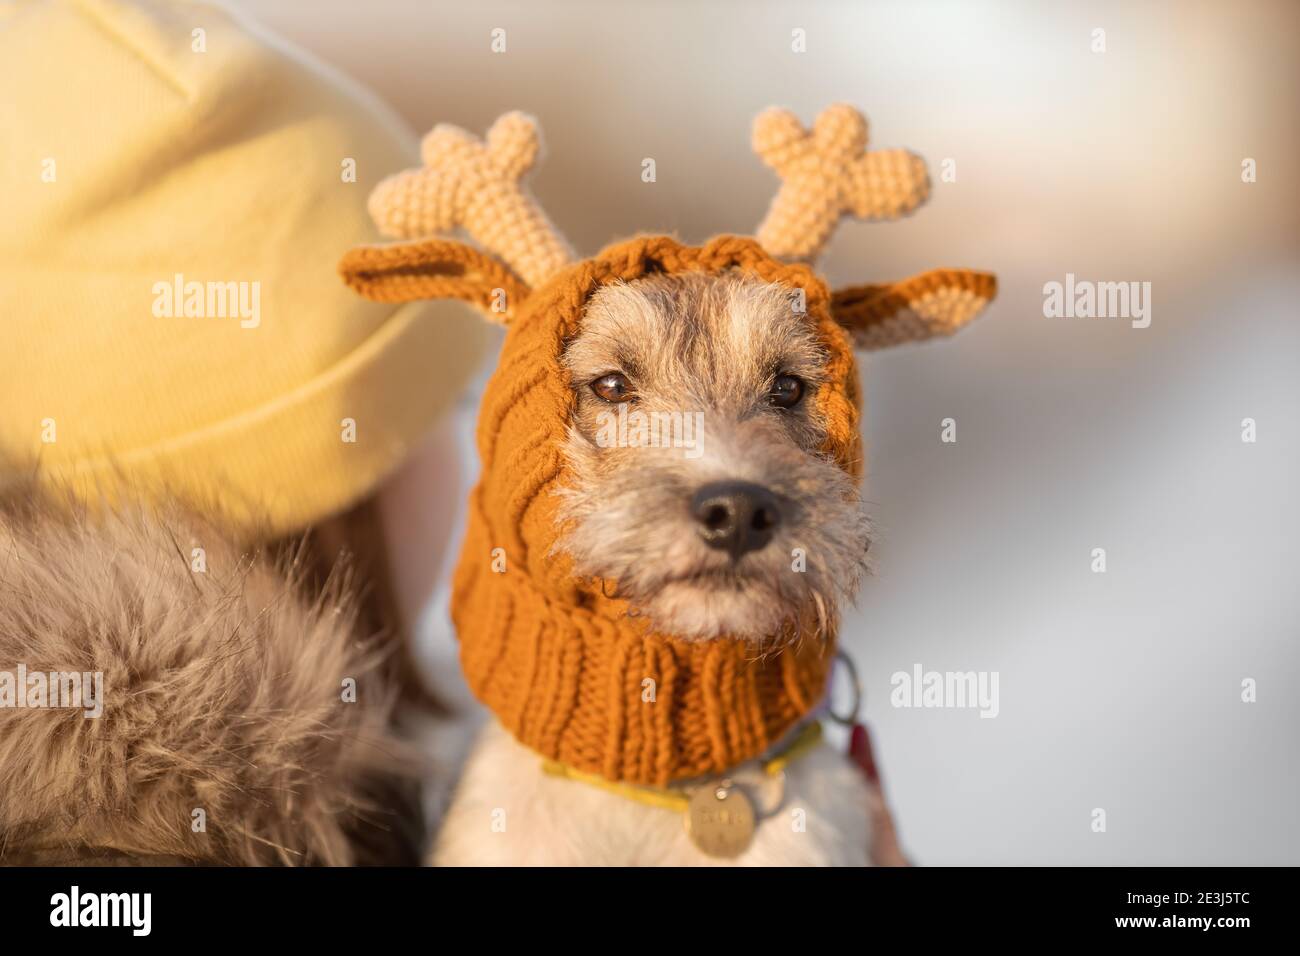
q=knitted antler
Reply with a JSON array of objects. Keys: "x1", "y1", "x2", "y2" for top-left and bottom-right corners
[
  {"x1": 367, "y1": 111, "x2": 575, "y2": 288},
  {"x1": 753, "y1": 104, "x2": 929, "y2": 262}
]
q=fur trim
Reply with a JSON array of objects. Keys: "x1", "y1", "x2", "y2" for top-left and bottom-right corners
[{"x1": 0, "y1": 490, "x2": 415, "y2": 866}]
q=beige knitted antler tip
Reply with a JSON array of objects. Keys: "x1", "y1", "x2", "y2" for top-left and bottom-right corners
[
  {"x1": 753, "y1": 103, "x2": 932, "y2": 262},
  {"x1": 367, "y1": 111, "x2": 574, "y2": 288},
  {"x1": 484, "y1": 111, "x2": 543, "y2": 178},
  {"x1": 811, "y1": 103, "x2": 869, "y2": 156},
  {"x1": 752, "y1": 107, "x2": 806, "y2": 169},
  {"x1": 367, "y1": 168, "x2": 448, "y2": 239},
  {"x1": 423, "y1": 127, "x2": 491, "y2": 181}
]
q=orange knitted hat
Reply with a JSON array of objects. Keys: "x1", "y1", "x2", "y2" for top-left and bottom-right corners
[{"x1": 340, "y1": 106, "x2": 996, "y2": 785}]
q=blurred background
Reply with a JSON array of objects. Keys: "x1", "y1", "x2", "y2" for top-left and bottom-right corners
[{"x1": 230, "y1": 0, "x2": 1300, "y2": 864}]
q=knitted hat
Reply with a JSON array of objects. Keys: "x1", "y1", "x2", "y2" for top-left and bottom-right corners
[
  {"x1": 341, "y1": 107, "x2": 997, "y2": 785},
  {"x1": 0, "y1": 0, "x2": 487, "y2": 536}
]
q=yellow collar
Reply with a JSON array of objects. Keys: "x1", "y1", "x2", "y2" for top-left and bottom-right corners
[{"x1": 541, "y1": 720, "x2": 824, "y2": 813}]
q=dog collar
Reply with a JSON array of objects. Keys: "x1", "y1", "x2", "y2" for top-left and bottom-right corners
[{"x1": 541, "y1": 719, "x2": 826, "y2": 858}]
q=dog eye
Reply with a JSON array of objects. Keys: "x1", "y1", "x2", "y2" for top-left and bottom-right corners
[
  {"x1": 591, "y1": 372, "x2": 633, "y2": 403},
  {"x1": 769, "y1": 374, "x2": 804, "y2": 409}
]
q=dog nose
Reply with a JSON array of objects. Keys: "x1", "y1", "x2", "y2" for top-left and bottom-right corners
[{"x1": 691, "y1": 481, "x2": 781, "y2": 558}]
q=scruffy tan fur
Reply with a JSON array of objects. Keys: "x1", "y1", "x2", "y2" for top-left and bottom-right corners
[
  {"x1": 556, "y1": 271, "x2": 871, "y2": 641},
  {"x1": 0, "y1": 491, "x2": 414, "y2": 866}
]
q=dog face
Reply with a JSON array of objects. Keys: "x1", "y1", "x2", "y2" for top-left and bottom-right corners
[{"x1": 556, "y1": 271, "x2": 870, "y2": 644}]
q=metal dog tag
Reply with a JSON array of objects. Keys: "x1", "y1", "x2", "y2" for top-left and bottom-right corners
[{"x1": 685, "y1": 780, "x2": 756, "y2": 859}]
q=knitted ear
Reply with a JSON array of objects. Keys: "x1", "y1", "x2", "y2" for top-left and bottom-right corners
[
  {"x1": 831, "y1": 269, "x2": 997, "y2": 350},
  {"x1": 754, "y1": 103, "x2": 930, "y2": 263},
  {"x1": 338, "y1": 237, "x2": 530, "y2": 323}
]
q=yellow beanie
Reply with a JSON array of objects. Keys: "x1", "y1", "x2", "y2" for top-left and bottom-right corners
[{"x1": 0, "y1": 0, "x2": 487, "y2": 535}]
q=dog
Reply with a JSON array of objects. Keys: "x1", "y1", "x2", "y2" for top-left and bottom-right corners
[
  {"x1": 432, "y1": 271, "x2": 879, "y2": 865},
  {"x1": 339, "y1": 105, "x2": 995, "y2": 866}
]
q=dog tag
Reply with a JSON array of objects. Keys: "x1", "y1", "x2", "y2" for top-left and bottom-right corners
[{"x1": 685, "y1": 780, "x2": 755, "y2": 859}]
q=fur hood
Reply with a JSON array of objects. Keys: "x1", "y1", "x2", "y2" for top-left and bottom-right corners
[{"x1": 0, "y1": 491, "x2": 416, "y2": 866}]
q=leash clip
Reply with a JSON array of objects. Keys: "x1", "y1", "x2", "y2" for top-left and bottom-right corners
[{"x1": 828, "y1": 649, "x2": 863, "y2": 726}]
